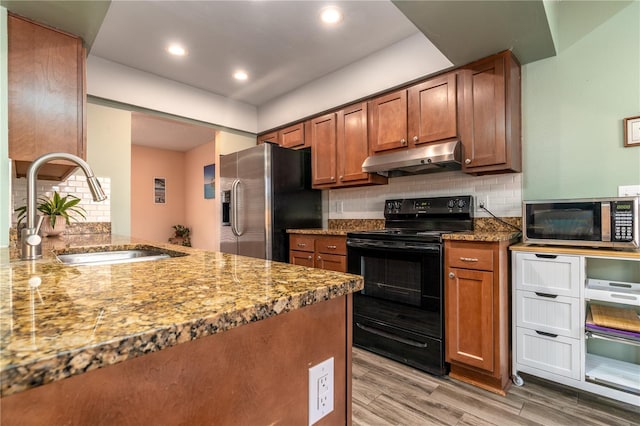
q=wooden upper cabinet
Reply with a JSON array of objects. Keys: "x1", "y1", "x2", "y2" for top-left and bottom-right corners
[
  {"x1": 279, "y1": 122, "x2": 307, "y2": 149},
  {"x1": 257, "y1": 131, "x2": 278, "y2": 145},
  {"x1": 368, "y1": 89, "x2": 408, "y2": 153},
  {"x1": 313, "y1": 102, "x2": 387, "y2": 189},
  {"x1": 311, "y1": 113, "x2": 338, "y2": 186},
  {"x1": 8, "y1": 14, "x2": 86, "y2": 181},
  {"x1": 408, "y1": 72, "x2": 458, "y2": 145},
  {"x1": 459, "y1": 51, "x2": 521, "y2": 174}
]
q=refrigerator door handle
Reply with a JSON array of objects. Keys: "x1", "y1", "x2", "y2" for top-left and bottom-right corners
[{"x1": 231, "y1": 179, "x2": 243, "y2": 236}]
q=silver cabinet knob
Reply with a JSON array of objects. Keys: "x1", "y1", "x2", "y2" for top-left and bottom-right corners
[
  {"x1": 317, "y1": 256, "x2": 322, "y2": 261},
  {"x1": 465, "y1": 159, "x2": 471, "y2": 165},
  {"x1": 307, "y1": 255, "x2": 312, "y2": 260},
  {"x1": 400, "y1": 138, "x2": 407, "y2": 146},
  {"x1": 448, "y1": 272, "x2": 455, "y2": 279},
  {"x1": 413, "y1": 136, "x2": 418, "y2": 142},
  {"x1": 339, "y1": 176, "x2": 343, "y2": 180}
]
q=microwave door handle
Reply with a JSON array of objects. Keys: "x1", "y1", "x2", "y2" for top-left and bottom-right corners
[{"x1": 601, "y1": 202, "x2": 611, "y2": 242}]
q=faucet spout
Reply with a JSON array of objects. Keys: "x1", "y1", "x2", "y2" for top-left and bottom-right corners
[{"x1": 21, "y1": 152, "x2": 107, "y2": 260}]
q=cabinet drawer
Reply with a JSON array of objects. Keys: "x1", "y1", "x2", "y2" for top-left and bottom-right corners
[
  {"x1": 316, "y1": 236, "x2": 347, "y2": 255},
  {"x1": 516, "y1": 291, "x2": 581, "y2": 338},
  {"x1": 516, "y1": 327, "x2": 581, "y2": 380},
  {"x1": 290, "y1": 235, "x2": 314, "y2": 252},
  {"x1": 514, "y1": 253, "x2": 581, "y2": 297},
  {"x1": 447, "y1": 245, "x2": 493, "y2": 271}
]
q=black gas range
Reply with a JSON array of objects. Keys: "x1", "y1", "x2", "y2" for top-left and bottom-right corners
[{"x1": 347, "y1": 195, "x2": 473, "y2": 375}]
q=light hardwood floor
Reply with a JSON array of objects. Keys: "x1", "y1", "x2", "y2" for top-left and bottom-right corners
[{"x1": 352, "y1": 348, "x2": 640, "y2": 426}]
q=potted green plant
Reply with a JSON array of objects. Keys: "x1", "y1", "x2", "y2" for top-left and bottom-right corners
[
  {"x1": 15, "y1": 191, "x2": 87, "y2": 237},
  {"x1": 169, "y1": 224, "x2": 191, "y2": 247}
]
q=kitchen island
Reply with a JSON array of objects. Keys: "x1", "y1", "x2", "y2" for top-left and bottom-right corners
[{"x1": 0, "y1": 235, "x2": 362, "y2": 425}]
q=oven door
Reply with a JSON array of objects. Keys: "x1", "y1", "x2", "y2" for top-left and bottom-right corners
[{"x1": 347, "y1": 238, "x2": 445, "y2": 375}]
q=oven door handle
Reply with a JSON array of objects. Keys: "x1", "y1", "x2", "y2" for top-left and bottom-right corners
[
  {"x1": 355, "y1": 322, "x2": 428, "y2": 348},
  {"x1": 347, "y1": 240, "x2": 440, "y2": 253}
]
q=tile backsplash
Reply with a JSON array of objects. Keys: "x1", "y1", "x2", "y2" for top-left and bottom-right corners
[
  {"x1": 11, "y1": 174, "x2": 111, "y2": 224},
  {"x1": 327, "y1": 171, "x2": 522, "y2": 219}
]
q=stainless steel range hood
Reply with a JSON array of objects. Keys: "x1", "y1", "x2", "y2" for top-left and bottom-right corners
[{"x1": 362, "y1": 140, "x2": 462, "y2": 177}]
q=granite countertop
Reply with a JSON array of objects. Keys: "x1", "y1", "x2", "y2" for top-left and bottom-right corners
[
  {"x1": 287, "y1": 228, "x2": 349, "y2": 236},
  {"x1": 0, "y1": 235, "x2": 363, "y2": 397},
  {"x1": 442, "y1": 231, "x2": 522, "y2": 242}
]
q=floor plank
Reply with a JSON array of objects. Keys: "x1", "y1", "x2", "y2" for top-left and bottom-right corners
[{"x1": 351, "y1": 348, "x2": 639, "y2": 426}]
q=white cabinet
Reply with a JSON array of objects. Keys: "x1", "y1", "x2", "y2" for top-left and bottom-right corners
[
  {"x1": 513, "y1": 252, "x2": 583, "y2": 382},
  {"x1": 512, "y1": 247, "x2": 640, "y2": 407}
]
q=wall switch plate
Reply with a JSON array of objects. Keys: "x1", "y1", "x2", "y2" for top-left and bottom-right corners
[
  {"x1": 308, "y1": 357, "x2": 334, "y2": 425},
  {"x1": 618, "y1": 185, "x2": 640, "y2": 197}
]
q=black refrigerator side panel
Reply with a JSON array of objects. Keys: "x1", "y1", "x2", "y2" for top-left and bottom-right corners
[{"x1": 271, "y1": 147, "x2": 322, "y2": 263}]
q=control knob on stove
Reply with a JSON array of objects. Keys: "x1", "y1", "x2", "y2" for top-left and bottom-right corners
[
  {"x1": 457, "y1": 199, "x2": 466, "y2": 208},
  {"x1": 447, "y1": 199, "x2": 455, "y2": 209}
]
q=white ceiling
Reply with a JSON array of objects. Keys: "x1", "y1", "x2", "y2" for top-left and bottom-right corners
[
  {"x1": 131, "y1": 112, "x2": 216, "y2": 152},
  {"x1": 90, "y1": 0, "x2": 421, "y2": 107}
]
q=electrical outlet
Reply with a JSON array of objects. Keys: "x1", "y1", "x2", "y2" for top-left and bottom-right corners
[
  {"x1": 309, "y1": 357, "x2": 334, "y2": 425},
  {"x1": 618, "y1": 185, "x2": 640, "y2": 197},
  {"x1": 477, "y1": 195, "x2": 489, "y2": 211}
]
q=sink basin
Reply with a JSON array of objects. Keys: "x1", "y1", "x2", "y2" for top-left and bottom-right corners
[{"x1": 56, "y1": 247, "x2": 184, "y2": 266}]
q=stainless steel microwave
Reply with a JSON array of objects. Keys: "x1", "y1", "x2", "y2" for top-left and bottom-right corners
[{"x1": 522, "y1": 197, "x2": 639, "y2": 249}]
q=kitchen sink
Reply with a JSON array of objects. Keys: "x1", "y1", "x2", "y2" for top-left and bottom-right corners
[{"x1": 55, "y1": 247, "x2": 187, "y2": 266}]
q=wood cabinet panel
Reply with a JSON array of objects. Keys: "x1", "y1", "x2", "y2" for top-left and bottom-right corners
[
  {"x1": 447, "y1": 245, "x2": 494, "y2": 271},
  {"x1": 8, "y1": 14, "x2": 86, "y2": 181},
  {"x1": 311, "y1": 113, "x2": 338, "y2": 186},
  {"x1": 289, "y1": 234, "x2": 347, "y2": 273},
  {"x1": 460, "y1": 51, "x2": 521, "y2": 174},
  {"x1": 290, "y1": 250, "x2": 315, "y2": 267},
  {"x1": 316, "y1": 253, "x2": 347, "y2": 273},
  {"x1": 257, "y1": 131, "x2": 278, "y2": 145},
  {"x1": 279, "y1": 122, "x2": 306, "y2": 148},
  {"x1": 446, "y1": 268, "x2": 494, "y2": 371},
  {"x1": 368, "y1": 90, "x2": 408, "y2": 153},
  {"x1": 445, "y1": 239, "x2": 513, "y2": 395},
  {"x1": 313, "y1": 102, "x2": 386, "y2": 189},
  {"x1": 338, "y1": 103, "x2": 369, "y2": 184},
  {"x1": 408, "y1": 72, "x2": 457, "y2": 145},
  {"x1": 290, "y1": 235, "x2": 315, "y2": 253}
]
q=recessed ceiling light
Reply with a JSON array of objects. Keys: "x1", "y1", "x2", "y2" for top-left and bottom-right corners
[
  {"x1": 320, "y1": 6, "x2": 343, "y2": 25},
  {"x1": 167, "y1": 43, "x2": 187, "y2": 56},
  {"x1": 233, "y1": 70, "x2": 249, "y2": 81}
]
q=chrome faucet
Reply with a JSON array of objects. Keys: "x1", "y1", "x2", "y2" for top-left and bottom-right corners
[{"x1": 21, "y1": 152, "x2": 107, "y2": 260}]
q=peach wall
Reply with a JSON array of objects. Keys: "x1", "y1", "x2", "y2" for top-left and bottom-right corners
[
  {"x1": 131, "y1": 145, "x2": 185, "y2": 243},
  {"x1": 184, "y1": 140, "x2": 216, "y2": 250}
]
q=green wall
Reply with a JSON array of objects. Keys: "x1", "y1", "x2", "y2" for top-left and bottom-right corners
[{"x1": 522, "y1": 1, "x2": 640, "y2": 200}]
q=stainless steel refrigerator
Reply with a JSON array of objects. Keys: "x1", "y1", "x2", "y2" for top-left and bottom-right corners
[{"x1": 220, "y1": 143, "x2": 322, "y2": 262}]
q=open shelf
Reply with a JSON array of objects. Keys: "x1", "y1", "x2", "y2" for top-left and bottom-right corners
[
  {"x1": 585, "y1": 278, "x2": 640, "y2": 307},
  {"x1": 585, "y1": 353, "x2": 640, "y2": 396}
]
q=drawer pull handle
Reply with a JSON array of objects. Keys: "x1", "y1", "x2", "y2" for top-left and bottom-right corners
[
  {"x1": 460, "y1": 257, "x2": 478, "y2": 262},
  {"x1": 535, "y1": 254, "x2": 557, "y2": 259},
  {"x1": 355, "y1": 323, "x2": 427, "y2": 348},
  {"x1": 326, "y1": 245, "x2": 337, "y2": 249},
  {"x1": 297, "y1": 243, "x2": 306, "y2": 247},
  {"x1": 610, "y1": 293, "x2": 637, "y2": 301},
  {"x1": 535, "y1": 330, "x2": 558, "y2": 338},
  {"x1": 535, "y1": 292, "x2": 558, "y2": 299}
]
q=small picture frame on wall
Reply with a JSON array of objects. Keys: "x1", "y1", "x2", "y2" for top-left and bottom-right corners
[
  {"x1": 154, "y1": 177, "x2": 166, "y2": 204},
  {"x1": 624, "y1": 115, "x2": 640, "y2": 147}
]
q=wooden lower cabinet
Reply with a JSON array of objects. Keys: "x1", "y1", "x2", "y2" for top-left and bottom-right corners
[
  {"x1": 444, "y1": 239, "x2": 512, "y2": 395},
  {"x1": 1, "y1": 296, "x2": 353, "y2": 426},
  {"x1": 290, "y1": 234, "x2": 347, "y2": 273}
]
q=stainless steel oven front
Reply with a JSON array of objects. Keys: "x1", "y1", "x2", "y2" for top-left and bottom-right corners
[{"x1": 347, "y1": 237, "x2": 446, "y2": 375}]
